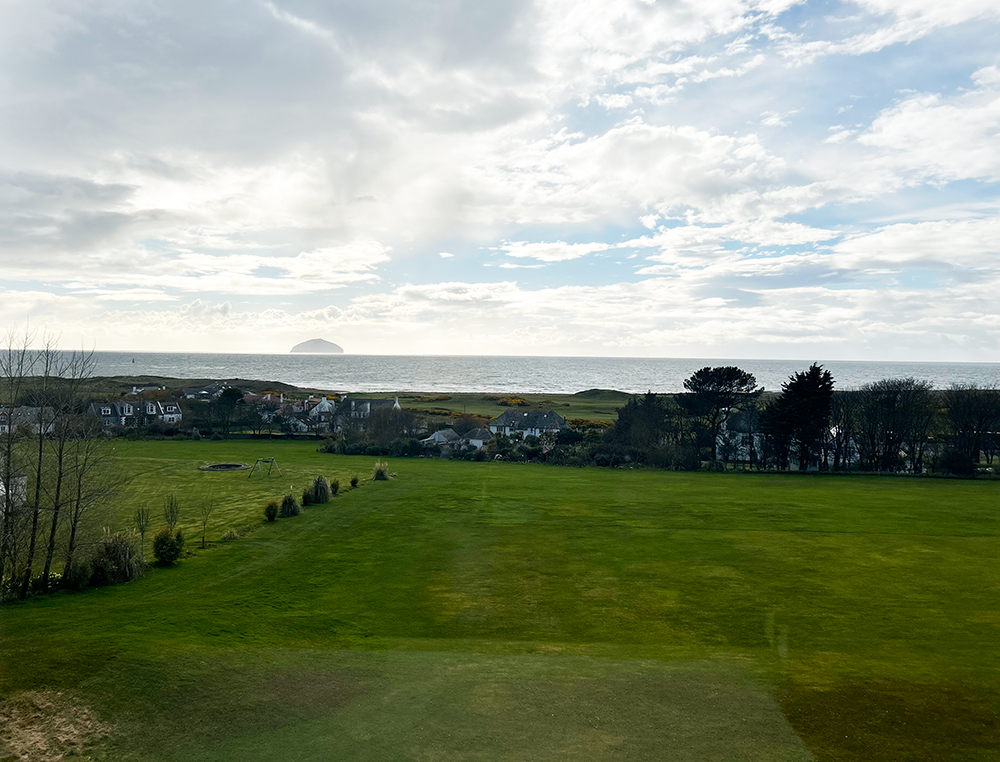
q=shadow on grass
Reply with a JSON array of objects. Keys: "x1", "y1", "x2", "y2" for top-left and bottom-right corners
[{"x1": 782, "y1": 679, "x2": 1000, "y2": 760}]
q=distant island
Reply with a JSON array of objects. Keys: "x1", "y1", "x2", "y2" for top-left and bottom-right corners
[{"x1": 290, "y1": 338, "x2": 344, "y2": 354}]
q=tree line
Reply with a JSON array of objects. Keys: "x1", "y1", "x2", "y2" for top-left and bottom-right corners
[
  {"x1": 1, "y1": 331, "x2": 124, "y2": 601},
  {"x1": 600, "y1": 364, "x2": 1000, "y2": 475}
]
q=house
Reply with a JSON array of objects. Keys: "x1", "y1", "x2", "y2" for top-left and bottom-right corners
[
  {"x1": 0, "y1": 456, "x2": 27, "y2": 515},
  {"x1": 307, "y1": 397, "x2": 337, "y2": 423},
  {"x1": 142, "y1": 399, "x2": 183, "y2": 425},
  {"x1": 421, "y1": 428, "x2": 459, "y2": 445},
  {"x1": 460, "y1": 427, "x2": 493, "y2": 450},
  {"x1": 89, "y1": 401, "x2": 138, "y2": 428},
  {"x1": 333, "y1": 396, "x2": 402, "y2": 432},
  {"x1": 0, "y1": 406, "x2": 56, "y2": 435},
  {"x1": 489, "y1": 409, "x2": 570, "y2": 438},
  {"x1": 89, "y1": 398, "x2": 183, "y2": 428},
  {"x1": 182, "y1": 383, "x2": 230, "y2": 401}
]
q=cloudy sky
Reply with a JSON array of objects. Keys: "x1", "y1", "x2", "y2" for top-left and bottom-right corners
[{"x1": 2, "y1": 0, "x2": 999, "y2": 359}]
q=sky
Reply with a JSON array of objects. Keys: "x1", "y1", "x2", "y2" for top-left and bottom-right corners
[{"x1": 1, "y1": 0, "x2": 999, "y2": 360}]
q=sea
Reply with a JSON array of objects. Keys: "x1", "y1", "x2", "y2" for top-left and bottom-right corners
[{"x1": 89, "y1": 353, "x2": 1000, "y2": 395}]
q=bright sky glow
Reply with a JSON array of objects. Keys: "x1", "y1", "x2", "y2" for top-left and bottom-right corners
[{"x1": 1, "y1": 0, "x2": 999, "y2": 359}]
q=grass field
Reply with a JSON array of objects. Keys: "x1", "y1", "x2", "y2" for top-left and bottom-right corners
[
  {"x1": 387, "y1": 388, "x2": 629, "y2": 423},
  {"x1": 2, "y1": 440, "x2": 999, "y2": 760}
]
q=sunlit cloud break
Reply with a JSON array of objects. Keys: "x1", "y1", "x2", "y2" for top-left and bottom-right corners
[{"x1": 0, "y1": 0, "x2": 998, "y2": 360}]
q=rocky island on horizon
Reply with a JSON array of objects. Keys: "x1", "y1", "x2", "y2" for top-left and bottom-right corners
[{"x1": 290, "y1": 338, "x2": 344, "y2": 354}]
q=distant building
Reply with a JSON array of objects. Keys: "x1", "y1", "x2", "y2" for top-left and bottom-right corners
[
  {"x1": 182, "y1": 383, "x2": 230, "y2": 401},
  {"x1": 422, "y1": 428, "x2": 459, "y2": 445},
  {"x1": 89, "y1": 399, "x2": 183, "y2": 428},
  {"x1": 460, "y1": 427, "x2": 494, "y2": 450},
  {"x1": 0, "y1": 406, "x2": 55, "y2": 435},
  {"x1": 0, "y1": 455, "x2": 26, "y2": 516},
  {"x1": 489, "y1": 409, "x2": 570, "y2": 438},
  {"x1": 333, "y1": 396, "x2": 401, "y2": 432}
]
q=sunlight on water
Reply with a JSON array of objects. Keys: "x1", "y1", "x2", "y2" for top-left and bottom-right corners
[{"x1": 89, "y1": 353, "x2": 1000, "y2": 394}]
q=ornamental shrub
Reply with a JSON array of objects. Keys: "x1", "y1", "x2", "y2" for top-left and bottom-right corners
[
  {"x1": 349, "y1": 475, "x2": 359, "y2": 489},
  {"x1": 313, "y1": 476, "x2": 332, "y2": 504},
  {"x1": 152, "y1": 528, "x2": 185, "y2": 566},
  {"x1": 91, "y1": 530, "x2": 145, "y2": 584},
  {"x1": 264, "y1": 501, "x2": 278, "y2": 522},
  {"x1": 302, "y1": 487, "x2": 314, "y2": 506},
  {"x1": 372, "y1": 460, "x2": 390, "y2": 481},
  {"x1": 329, "y1": 478, "x2": 340, "y2": 496},
  {"x1": 280, "y1": 493, "x2": 301, "y2": 518}
]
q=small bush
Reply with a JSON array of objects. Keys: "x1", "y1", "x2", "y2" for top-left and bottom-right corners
[
  {"x1": 152, "y1": 528, "x2": 185, "y2": 566},
  {"x1": 313, "y1": 476, "x2": 332, "y2": 503},
  {"x1": 350, "y1": 475, "x2": 358, "y2": 489},
  {"x1": 222, "y1": 529, "x2": 239, "y2": 541},
  {"x1": 302, "y1": 487, "x2": 315, "y2": 506},
  {"x1": 329, "y1": 478, "x2": 340, "y2": 496},
  {"x1": 32, "y1": 573, "x2": 61, "y2": 594},
  {"x1": 91, "y1": 531, "x2": 145, "y2": 584},
  {"x1": 940, "y1": 448, "x2": 976, "y2": 477},
  {"x1": 264, "y1": 501, "x2": 279, "y2": 522},
  {"x1": 63, "y1": 560, "x2": 92, "y2": 591},
  {"x1": 372, "y1": 460, "x2": 390, "y2": 481},
  {"x1": 280, "y1": 493, "x2": 301, "y2": 518}
]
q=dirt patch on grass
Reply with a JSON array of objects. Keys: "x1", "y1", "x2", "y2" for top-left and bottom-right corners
[
  {"x1": 782, "y1": 679, "x2": 1000, "y2": 761},
  {"x1": 0, "y1": 691, "x2": 111, "y2": 761}
]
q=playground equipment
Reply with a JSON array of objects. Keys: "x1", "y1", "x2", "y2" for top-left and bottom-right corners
[{"x1": 248, "y1": 457, "x2": 283, "y2": 478}]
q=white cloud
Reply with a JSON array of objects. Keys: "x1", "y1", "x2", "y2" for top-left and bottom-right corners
[
  {"x1": 832, "y1": 217, "x2": 1000, "y2": 269},
  {"x1": 779, "y1": 0, "x2": 1000, "y2": 62},
  {"x1": 499, "y1": 240, "x2": 610, "y2": 262},
  {"x1": 856, "y1": 71, "x2": 1000, "y2": 182}
]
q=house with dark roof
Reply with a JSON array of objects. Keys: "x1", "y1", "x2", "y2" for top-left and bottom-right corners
[
  {"x1": 89, "y1": 398, "x2": 183, "y2": 428},
  {"x1": 460, "y1": 427, "x2": 494, "y2": 450},
  {"x1": 422, "y1": 428, "x2": 459, "y2": 445},
  {"x1": 489, "y1": 409, "x2": 570, "y2": 437},
  {"x1": 0, "y1": 407, "x2": 55, "y2": 435},
  {"x1": 333, "y1": 396, "x2": 401, "y2": 432}
]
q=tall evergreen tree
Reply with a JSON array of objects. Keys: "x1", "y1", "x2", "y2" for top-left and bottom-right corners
[{"x1": 762, "y1": 364, "x2": 834, "y2": 471}]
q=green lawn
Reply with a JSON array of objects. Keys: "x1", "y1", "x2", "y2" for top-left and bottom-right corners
[
  {"x1": 2, "y1": 440, "x2": 998, "y2": 760},
  {"x1": 384, "y1": 388, "x2": 629, "y2": 423}
]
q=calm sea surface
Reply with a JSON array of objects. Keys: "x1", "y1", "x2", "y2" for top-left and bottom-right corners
[{"x1": 89, "y1": 353, "x2": 1000, "y2": 395}]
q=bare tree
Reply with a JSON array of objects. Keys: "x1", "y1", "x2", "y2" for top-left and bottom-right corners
[
  {"x1": 198, "y1": 501, "x2": 215, "y2": 549},
  {"x1": 164, "y1": 495, "x2": 180, "y2": 530},
  {"x1": 61, "y1": 429, "x2": 125, "y2": 581},
  {"x1": 0, "y1": 326, "x2": 35, "y2": 600},
  {"x1": 365, "y1": 406, "x2": 418, "y2": 447},
  {"x1": 39, "y1": 349, "x2": 98, "y2": 592},
  {"x1": 133, "y1": 505, "x2": 152, "y2": 561},
  {"x1": 854, "y1": 378, "x2": 936, "y2": 473},
  {"x1": 18, "y1": 334, "x2": 58, "y2": 599},
  {"x1": 944, "y1": 385, "x2": 1000, "y2": 464}
]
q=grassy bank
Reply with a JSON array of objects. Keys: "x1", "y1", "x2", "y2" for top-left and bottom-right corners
[{"x1": 2, "y1": 441, "x2": 998, "y2": 760}]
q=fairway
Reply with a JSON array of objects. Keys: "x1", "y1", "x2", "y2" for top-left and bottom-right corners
[{"x1": 2, "y1": 441, "x2": 999, "y2": 760}]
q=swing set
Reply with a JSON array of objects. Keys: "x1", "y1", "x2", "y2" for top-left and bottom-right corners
[{"x1": 247, "y1": 457, "x2": 283, "y2": 478}]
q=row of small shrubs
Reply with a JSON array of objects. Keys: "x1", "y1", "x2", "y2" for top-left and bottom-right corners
[
  {"x1": 264, "y1": 473, "x2": 365, "y2": 522},
  {"x1": 302, "y1": 475, "x2": 339, "y2": 506}
]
